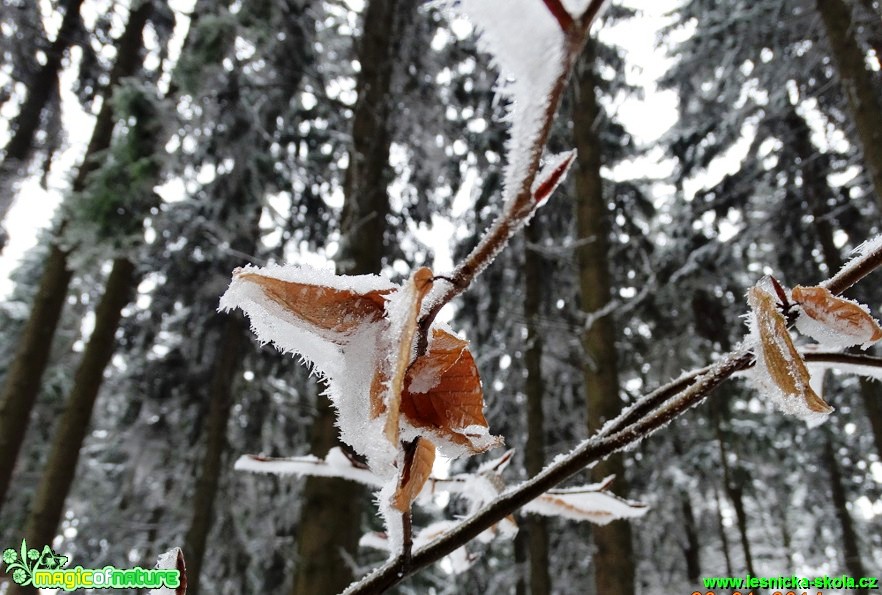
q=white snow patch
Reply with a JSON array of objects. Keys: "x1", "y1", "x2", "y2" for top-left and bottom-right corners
[
  {"x1": 451, "y1": 0, "x2": 567, "y2": 206},
  {"x1": 822, "y1": 232, "x2": 882, "y2": 290},
  {"x1": 560, "y1": 0, "x2": 609, "y2": 19},
  {"x1": 147, "y1": 548, "x2": 183, "y2": 595},
  {"x1": 234, "y1": 447, "x2": 383, "y2": 487}
]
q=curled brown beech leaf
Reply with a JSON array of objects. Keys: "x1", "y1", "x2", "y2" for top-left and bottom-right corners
[
  {"x1": 235, "y1": 271, "x2": 391, "y2": 342},
  {"x1": 748, "y1": 287, "x2": 833, "y2": 415},
  {"x1": 792, "y1": 285, "x2": 882, "y2": 348},
  {"x1": 400, "y1": 329, "x2": 500, "y2": 453},
  {"x1": 393, "y1": 437, "x2": 436, "y2": 512},
  {"x1": 382, "y1": 267, "x2": 434, "y2": 444}
]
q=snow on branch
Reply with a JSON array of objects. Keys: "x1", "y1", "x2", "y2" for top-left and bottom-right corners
[
  {"x1": 239, "y1": 447, "x2": 646, "y2": 575},
  {"x1": 343, "y1": 236, "x2": 882, "y2": 594},
  {"x1": 147, "y1": 548, "x2": 186, "y2": 595},
  {"x1": 417, "y1": 0, "x2": 606, "y2": 351}
]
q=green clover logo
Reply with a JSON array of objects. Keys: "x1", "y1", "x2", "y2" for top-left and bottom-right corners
[
  {"x1": 2, "y1": 548, "x2": 17, "y2": 565},
  {"x1": 12, "y1": 568, "x2": 26, "y2": 583}
]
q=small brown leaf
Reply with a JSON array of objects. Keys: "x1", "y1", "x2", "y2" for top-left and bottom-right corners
[
  {"x1": 792, "y1": 285, "x2": 882, "y2": 348},
  {"x1": 749, "y1": 287, "x2": 832, "y2": 414},
  {"x1": 235, "y1": 271, "x2": 391, "y2": 343},
  {"x1": 401, "y1": 329, "x2": 500, "y2": 453},
  {"x1": 392, "y1": 437, "x2": 436, "y2": 512}
]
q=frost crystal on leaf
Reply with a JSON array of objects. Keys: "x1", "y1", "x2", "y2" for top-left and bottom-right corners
[
  {"x1": 234, "y1": 448, "x2": 383, "y2": 487},
  {"x1": 148, "y1": 548, "x2": 185, "y2": 595},
  {"x1": 450, "y1": 0, "x2": 567, "y2": 207},
  {"x1": 792, "y1": 285, "x2": 882, "y2": 350},
  {"x1": 523, "y1": 477, "x2": 648, "y2": 524},
  {"x1": 532, "y1": 150, "x2": 577, "y2": 206}
]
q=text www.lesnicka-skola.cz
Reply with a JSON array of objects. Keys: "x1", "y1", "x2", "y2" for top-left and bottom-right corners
[{"x1": 696, "y1": 572, "x2": 880, "y2": 591}]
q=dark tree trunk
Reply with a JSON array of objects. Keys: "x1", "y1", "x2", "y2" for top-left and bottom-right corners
[
  {"x1": 713, "y1": 487, "x2": 734, "y2": 577},
  {"x1": 514, "y1": 527, "x2": 529, "y2": 595},
  {"x1": 572, "y1": 40, "x2": 635, "y2": 595},
  {"x1": 0, "y1": 0, "x2": 152, "y2": 511},
  {"x1": 712, "y1": 407, "x2": 755, "y2": 577},
  {"x1": 816, "y1": 0, "x2": 882, "y2": 207},
  {"x1": 183, "y1": 316, "x2": 247, "y2": 595},
  {"x1": 8, "y1": 258, "x2": 136, "y2": 595},
  {"x1": 822, "y1": 435, "x2": 868, "y2": 595},
  {"x1": 681, "y1": 495, "x2": 701, "y2": 582},
  {"x1": 523, "y1": 220, "x2": 551, "y2": 595},
  {"x1": 0, "y1": 0, "x2": 86, "y2": 234},
  {"x1": 291, "y1": 1, "x2": 412, "y2": 592}
]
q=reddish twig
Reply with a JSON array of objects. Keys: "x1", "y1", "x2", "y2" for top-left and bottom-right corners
[
  {"x1": 542, "y1": 0, "x2": 575, "y2": 30},
  {"x1": 416, "y1": 2, "x2": 608, "y2": 357}
]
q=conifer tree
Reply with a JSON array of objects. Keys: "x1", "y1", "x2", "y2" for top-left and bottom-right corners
[
  {"x1": 0, "y1": 0, "x2": 154, "y2": 510},
  {"x1": 291, "y1": 1, "x2": 416, "y2": 592},
  {"x1": 0, "y1": 0, "x2": 86, "y2": 246}
]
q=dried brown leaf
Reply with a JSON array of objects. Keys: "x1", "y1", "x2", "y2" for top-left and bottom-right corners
[
  {"x1": 383, "y1": 268, "x2": 434, "y2": 444},
  {"x1": 401, "y1": 329, "x2": 500, "y2": 453},
  {"x1": 792, "y1": 285, "x2": 882, "y2": 348},
  {"x1": 393, "y1": 437, "x2": 436, "y2": 512},
  {"x1": 530, "y1": 489, "x2": 647, "y2": 524},
  {"x1": 749, "y1": 287, "x2": 833, "y2": 414},
  {"x1": 234, "y1": 271, "x2": 391, "y2": 343}
]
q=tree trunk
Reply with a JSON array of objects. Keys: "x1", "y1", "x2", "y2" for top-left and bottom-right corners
[
  {"x1": 680, "y1": 495, "x2": 700, "y2": 582},
  {"x1": 713, "y1": 487, "x2": 734, "y2": 577},
  {"x1": 816, "y1": 0, "x2": 882, "y2": 207},
  {"x1": 523, "y1": 221, "x2": 551, "y2": 595},
  {"x1": 822, "y1": 435, "x2": 868, "y2": 595},
  {"x1": 290, "y1": 1, "x2": 410, "y2": 593},
  {"x1": 183, "y1": 316, "x2": 247, "y2": 595},
  {"x1": 572, "y1": 40, "x2": 635, "y2": 595},
  {"x1": 712, "y1": 404, "x2": 755, "y2": 577},
  {"x1": 7, "y1": 258, "x2": 136, "y2": 595},
  {"x1": 0, "y1": 0, "x2": 86, "y2": 234},
  {"x1": 855, "y1": 0, "x2": 882, "y2": 69},
  {"x1": 0, "y1": 0, "x2": 151, "y2": 511},
  {"x1": 514, "y1": 527, "x2": 529, "y2": 595}
]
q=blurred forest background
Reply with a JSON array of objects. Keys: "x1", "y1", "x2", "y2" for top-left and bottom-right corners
[{"x1": 0, "y1": 0, "x2": 881, "y2": 593}]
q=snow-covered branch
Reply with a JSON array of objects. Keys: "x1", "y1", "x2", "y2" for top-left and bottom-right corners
[
  {"x1": 415, "y1": 1, "x2": 606, "y2": 356},
  {"x1": 343, "y1": 239, "x2": 882, "y2": 594}
]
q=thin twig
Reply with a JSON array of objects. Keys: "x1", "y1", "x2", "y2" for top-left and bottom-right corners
[
  {"x1": 543, "y1": 0, "x2": 575, "y2": 30},
  {"x1": 415, "y1": 4, "x2": 603, "y2": 358},
  {"x1": 343, "y1": 242, "x2": 882, "y2": 594},
  {"x1": 824, "y1": 239, "x2": 882, "y2": 294}
]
